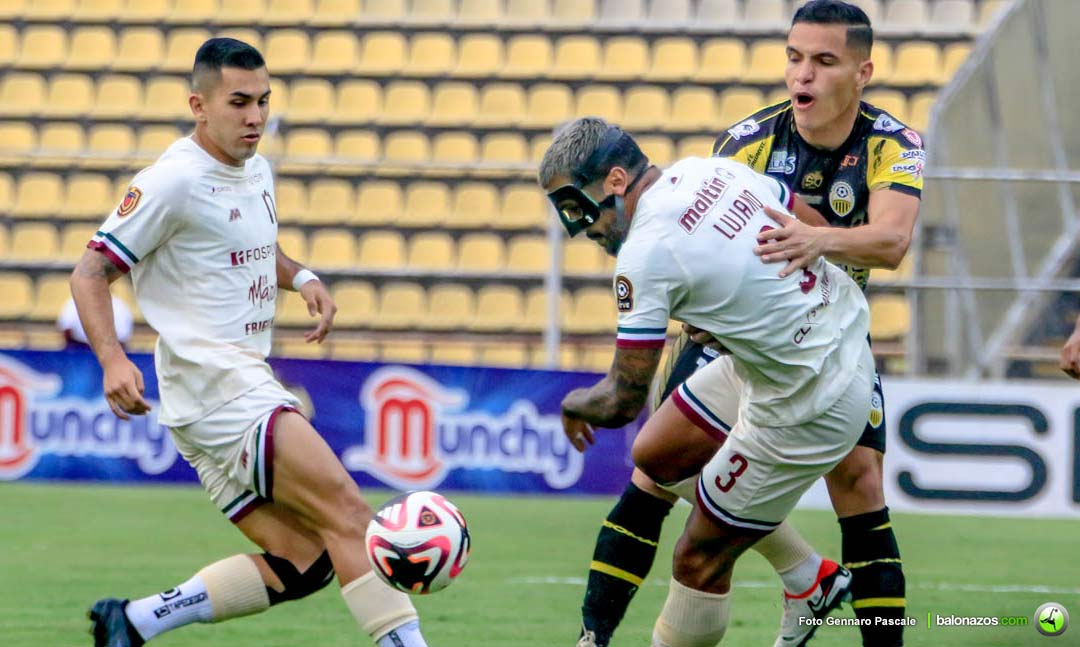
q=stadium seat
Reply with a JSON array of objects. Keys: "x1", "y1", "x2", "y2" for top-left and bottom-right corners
[
  {"x1": 377, "y1": 81, "x2": 431, "y2": 126},
  {"x1": 456, "y1": 0, "x2": 501, "y2": 25},
  {"x1": 269, "y1": 78, "x2": 290, "y2": 115},
  {"x1": 0, "y1": 25, "x2": 15, "y2": 68},
  {"x1": 927, "y1": 0, "x2": 975, "y2": 35},
  {"x1": 551, "y1": 0, "x2": 594, "y2": 26},
  {"x1": 479, "y1": 133, "x2": 528, "y2": 172},
  {"x1": 400, "y1": 181, "x2": 451, "y2": 227},
  {"x1": 676, "y1": 135, "x2": 716, "y2": 160},
  {"x1": 479, "y1": 343, "x2": 529, "y2": 368},
  {"x1": 142, "y1": 77, "x2": 192, "y2": 120},
  {"x1": 0, "y1": 121, "x2": 36, "y2": 165},
  {"x1": 869, "y1": 42, "x2": 894, "y2": 85},
  {"x1": 120, "y1": 0, "x2": 170, "y2": 23},
  {"x1": 310, "y1": 0, "x2": 360, "y2": 26},
  {"x1": 864, "y1": 89, "x2": 909, "y2": 123},
  {"x1": 551, "y1": 35, "x2": 602, "y2": 80},
  {"x1": 307, "y1": 228, "x2": 357, "y2": 270},
  {"x1": 453, "y1": 33, "x2": 504, "y2": 77},
  {"x1": 91, "y1": 75, "x2": 143, "y2": 119},
  {"x1": 215, "y1": 27, "x2": 261, "y2": 52},
  {"x1": 427, "y1": 83, "x2": 480, "y2": 128},
  {"x1": 264, "y1": 30, "x2": 310, "y2": 75},
  {"x1": 574, "y1": 85, "x2": 623, "y2": 121},
  {"x1": 377, "y1": 282, "x2": 427, "y2": 330},
  {"x1": 429, "y1": 340, "x2": 479, "y2": 366},
  {"x1": 457, "y1": 233, "x2": 505, "y2": 272},
  {"x1": 521, "y1": 83, "x2": 573, "y2": 129},
  {"x1": 356, "y1": 31, "x2": 406, "y2": 76},
  {"x1": 305, "y1": 178, "x2": 355, "y2": 225},
  {"x1": 597, "y1": 0, "x2": 645, "y2": 29},
  {"x1": 872, "y1": 254, "x2": 913, "y2": 284},
  {"x1": 506, "y1": 235, "x2": 549, "y2": 273},
  {"x1": 881, "y1": 0, "x2": 928, "y2": 34},
  {"x1": 0, "y1": 73, "x2": 45, "y2": 117},
  {"x1": 11, "y1": 173, "x2": 63, "y2": 219},
  {"x1": 0, "y1": 272, "x2": 33, "y2": 319},
  {"x1": 286, "y1": 79, "x2": 335, "y2": 125},
  {"x1": 275, "y1": 291, "x2": 317, "y2": 327},
  {"x1": 276, "y1": 226, "x2": 308, "y2": 264},
  {"x1": 62, "y1": 27, "x2": 111, "y2": 71},
  {"x1": 170, "y1": 0, "x2": 216, "y2": 24},
  {"x1": 890, "y1": 42, "x2": 943, "y2": 87},
  {"x1": 360, "y1": 0, "x2": 406, "y2": 25},
  {"x1": 741, "y1": 0, "x2": 787, "y2": 29},
  {"x1": 563, "y1": 237, "x2": 605, "y2": 275},
  {"x1": 24, "y1": 0, "x2": 77, "y2": 22},
  {"x1": 500, "y1": 183, "x2": 547, "y2": 230},
  {"x1": 908, "y1": 91, "x2": 936, "y2": 132},
  {"x1": 977, "y1": 0, "x2": 1010, "y2": 28},
  {"x1": 503, "y1": 0, "x2": 548, "y2": 26},
  {"x1": 331, "y1": 80, "x2": 382, "y2": 125},
  {"x1": 941, "y1": 43, "x2": 972, "y2": 84},
  {"x1": 9, "y1": 223, "x2": 59, "y2": 262},
  {"x1": 59, "y1": 224, "x2": 98, "y2": 263},
  {"x1": 693, "y1": 38, "x2": 747, "y2": 83},
  {"x1": 406, "y1": 231, "x2": 456, "y2": 271},
  {"x1": 848, "y1": 0, "x2": 882, "y2": 24},
  {"x1": 281, "y1": 128, "x2": 332, "y2": 173},
  {"x1": 643, "y1": 0, "x2": 691, "y2": 30},
  {"x1": 73, "y1": 0, "x2": 124, "y2": 21},
  {"x1": 447, "y1": 181, "x2": 498, "y2": 229},
  {"x1": 273, "y1": 178, "x2": 306, "y2": 222},
  {"x1": 0, "y1": 172, "x2": 12, "y2": 212},
  {"x1": 113, "y1": 27, "x2": 164, "y2": 72},
  {"x1": 215, "y1": 0, "x2": 268, "y2": 25},
  {"x1": 404, "y1": 32, "x2": 455, "y2": 77},
  {"x1": 474, "y1": 83, "x2": 527, "y2": 128},
  {"x1": 645, "y1": 37, "x2": 697, "y2": 82},
  {"x1": 471, "y1": 285, "x2": 523, "y2": 332},
  {"x1": 530, "y1": 134, "x2": 552, "y2": 166},
  {"x1": 691, "y1": 0, "x2": 738, "y2": 33},
  {"x1": 869, "y1": 295, "x2": 911, "y2": 340},
  {"x1": 0, "y1": 0, "x2": 24, "y2": 21},
  {"x1": 263, "y1": 0, "x2": 314, "y2": 25},
  {"x1": 669, "y1": 87, "x2": 716, "y2": 132},
  {"x1": 717, "y1": 88, "x2": 767, "y2": 126},
  {"x1": 636, "y1": 134, "x2": 674, "y2": 167},
  {"x1": 378, "y1": 340, "x2": 429, "y2": 364},
  {"x1": 410, "y1": 0, "x2": 454, "y2": 26},
  {"x1": 0, "y1": 224, "x2": 8, "y2": 260},
  {"x1": 503, "y1": 34, "x2": 553, "y2": 79},
  {"x1": 743, "y1": 40, "x2": 788, "y2": 84},
  {"x1": 309, "y1": 31, "x2": 359, "y2": 75},
  {"x1": 622, "y1": 85, "x2": 671, "y2": 130},
  {"x1": 35, "y1": 122, "x2": 85, "y2": 168},
  {"x1": 162, "y1": 29, "x2": 212, "y2": 73},
  {"x1": 329, "y1": 280, "x2": 376, "y2": 327},
  {"x1": 355, "y1": 180, "x2": 402, "y2": 225},
  {"x1": 276, "y1": 336, "x2": 328, "y2": 359},
  {"x1": 579, "y1": 344, "x2": 613, "y2": 373},
  {"x1": 134, "y1": 125, "x2": 178, "y2": 165},
  {"x1": 521, "y1": 287, "x2": 571, "y2": 333},
  {"x1": 357, "y1": 230, "x2": 406, "y2": 270},
  {"x1": 568, "y1": 287, "x2": 616, "y2": 334},
  {"x1": 381, "y1": 131, "x2": 430, "y2": 173},
  {"x1": 431, "y1": 131, "x2": 479, "y2": 171},
  {"x1": 596, "y1": 36, "x2": 648, "y2": 81}
]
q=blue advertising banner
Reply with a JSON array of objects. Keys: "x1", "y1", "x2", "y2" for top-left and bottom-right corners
[{"x1": 0, "y1": 350, "x2": 637, "y2": 495}]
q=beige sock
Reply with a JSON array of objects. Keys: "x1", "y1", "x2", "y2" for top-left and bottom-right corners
[
  {"x1": 652, "y1": 577, "x2": 731, "y2": 647},
  {"x1": 341, "y1": 572, "x2": 419, "y2": 641},
  {"x1": 196, "y1": 555, "x2": 271, "y2": 621},
  {"x1": 751, "y1": 520, "x2": 814, "y2": 573}
]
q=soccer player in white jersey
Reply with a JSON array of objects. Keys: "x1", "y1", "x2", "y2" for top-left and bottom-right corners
[
  {"x1": 72, "y1": 39, "x2": 430, "y2": 647},
  {"x1": 539, "y1": 117, "x2": 875, "y2": 646}
]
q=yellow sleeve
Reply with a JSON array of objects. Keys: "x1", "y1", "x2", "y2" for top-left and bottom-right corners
[
  {"x1": 713, "y1": 135, "x2": 774, "y2": 174},
  {"x1": 868, "y1": 133, "x2": 924, "y2": 196}
]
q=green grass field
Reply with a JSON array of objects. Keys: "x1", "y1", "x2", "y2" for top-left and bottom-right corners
[{"x1": 1, "y1": 482, "x2": 1076, "y2": 646}]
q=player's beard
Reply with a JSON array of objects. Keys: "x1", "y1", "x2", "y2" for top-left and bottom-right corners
[{"x1": 602, "y1": 196, "x2": 631, "y2": 257}]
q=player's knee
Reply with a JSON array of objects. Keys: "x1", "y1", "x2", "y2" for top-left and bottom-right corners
[
  {"x1": 671, "y1": 533, "x2": 725, "y2": 591},
  {"x1": 632, "y1": 440, "x2": 678, "y2": 484},
  {"x1": 828, "y1": 449, "x2": 886, "y2": 509},
  {"x1": 263, "y1": 550, "x2": 336, "y2": 605},
  {"x1": 321, "y1": 476, "x2": 372, "y2": 540}
]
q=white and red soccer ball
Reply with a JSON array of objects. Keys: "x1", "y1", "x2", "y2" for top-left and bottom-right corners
[{"x1": 365, "y1": 490, "x2": 470, "y2": 594}]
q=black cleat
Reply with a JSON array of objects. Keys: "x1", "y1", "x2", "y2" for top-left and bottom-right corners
[{"x1": 88, "y1": 598, "x2": 145, "y2": 647}]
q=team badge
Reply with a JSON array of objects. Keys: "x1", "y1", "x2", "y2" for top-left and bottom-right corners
[
  {"x1": 802, "y1": 171, "x2": 824, "y2": 190},
  {"x1": 829, "y1": 180, "x2": 855, "y2": 217},
  {"x1": 868, "y1": 389, "x2": 884, "y2": 428},
  {"x1": 615, "y1": 275, "x2": 634, "y2": 312},
  {"x1": 901, "y1": 128, "x2": 923, "y2": 147},
  {"x1": 116, "y1": 187, "x2": 142, "y2": 218}
]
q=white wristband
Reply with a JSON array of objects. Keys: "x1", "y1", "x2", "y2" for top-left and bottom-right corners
[{"x1": 292, "y1": 269, "x2": 319, "y2": 291}]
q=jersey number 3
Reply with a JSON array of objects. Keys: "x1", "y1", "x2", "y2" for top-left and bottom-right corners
[{"x1": 714, "y1": 453, "x2": 748, "y2": 493}]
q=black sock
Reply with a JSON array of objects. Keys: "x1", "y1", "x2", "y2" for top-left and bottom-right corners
[
  {"x1": 581, "y1": 483, "x2": 674, "y2": 646},
  {"x1": 840, "y1": 507, "x2": 905, "y2": 647}
]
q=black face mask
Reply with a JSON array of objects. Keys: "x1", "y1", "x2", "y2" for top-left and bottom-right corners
[{"x1": 546, "y1": 183, "x2": 615, "y2": 238}]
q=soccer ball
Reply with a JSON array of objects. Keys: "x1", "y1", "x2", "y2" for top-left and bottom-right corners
[{"x1": 365, "y1": 490, "x2": 470, "y2": 594}]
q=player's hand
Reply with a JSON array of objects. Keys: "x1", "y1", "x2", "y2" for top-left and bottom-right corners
[
  {"x1": 561, "y1": 388, "x2": 596, "y2": 452},
  {"x1": 755, "y1": 207, "x2": 828, "y2": 278},
  {"x1": 102, "y1": 353, "x2": 151, "y2": 420},
  {"x1": 1060, "y1": 325, "x2": 1080, "y2": 379},
  {"x1": 681, "y1": 323, "x2": 730, "y2": 354},
  {"x1": 299, "y1": 279, "x2": 337, "y2": 343}
]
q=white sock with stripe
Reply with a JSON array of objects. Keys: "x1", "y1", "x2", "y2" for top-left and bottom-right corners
[{"x1": 124, "y1": 574, "x2": 213, "y2": 641}]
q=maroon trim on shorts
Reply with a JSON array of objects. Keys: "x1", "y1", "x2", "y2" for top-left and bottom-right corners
[{"x1": 263, "y1": 405, "x2": 299, "y2": 501}]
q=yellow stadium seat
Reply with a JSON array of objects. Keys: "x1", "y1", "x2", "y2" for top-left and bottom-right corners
[
  {"x1": 882, "y1": 0, "x2": 927, "y2": 33},
  {"x1": 61, "y1": 173, "x2": 116, "y2": 220},
  {"x1": 928, "y1": 0, "x2": 974, "y2": 35},
  {"x1": 575, "y1": 85, "x2": 623, "y2": 121},
  {"x1": 849, "y1": 0, "x2": 882, "y2": 23},
  {"x1": 0, "y1": 272, "x2": 33, "y2": 319},
  {"x1": 869, "y1": 295, "x2": 911, "y2": 341},
  {"x1": 0, "y1": 224, "x2": 8, "y2": 259},
  {"x1": 215, "y1": 0, "x2": 267, "y2": 25},
  {"x1": 0, "y1": 73, "x2": 45, "y2": 117},
  {"x1": 361, "y1": 0, "x2": 406, "y2": 24},
  {"x1": 35, "y1": 122, "x2": 85, "y2": 168},
  {"x1": 309, "y1": 31, "x2": 358, "y2": 74},
  {"x1": 568, "y1": 287, "x2": 616, "y2": 334},
  {"x1": 717, "y1": 88, "x2": 766, "y2": 126},
  {"x1": 503, "y1": 0, "x2": 547, "y2": 25},
  {"x1": 264, "y1": 30, "x2": 310, "y2": 75},
  {"x1": 169, "y1": 0, "x2": 215, "y2": 23},
  {"x1": 479, "y1": 133, "x2": 528, "y2": 169},
  {"x1": 503, "y1": 34, "x2": 552, "y2": 79},
  {"x1": 522, "y1": 83, "x2": 573, "y2": 129},
  {"x1": 331, "y1": 80, "x2": 382, "y2": 125},
  {"x1": 551, "y1": 0, "x2": 595, "y2": 26},
  {"x1": 431, "y1": 131, "x2": 479, "y2": 171},
  {"x1": 0, "y1": 25, "x2": 16, "y2": 68},
  {"x1": 406, "y1": 231, "x2": 456, "y2": 271},
  {"x1": 73, "y1": 0, "x2": 123, "y2": 21},
  {"x1": 11, "y1": 173, "x2": 63, "y2": 218},
  {"x1": 113, "y1": 27, "x2": 164, "y2": 72},
  {"x1": 872, "y1": 254, "x2": 913, "y2": 285},
  {"x1": 551, "y1": 35, "x2": 601, "y2": 80},
  {"x1": 377, "y1": 81, "x2": 431, "y2": 126},
  {"x1": 59, "y1": 224, "x2": 98, "y2": 263},
  {"x1": 457, "y1": 233, "x2": 505, "y2": 272},
  {"x1": 743, "y1": 40, "x2": 787, "y2": 84},
  {"x1": 453, "y1": 33, "x2": 503, "y2": 77},
  {"x1": 275, "y1": 291, "x2": 316, "y2": 327},
  {"x1": 457, "y1": 0, "x2": 502, "y2": 26},
  {"x1": 479, "y1": 343, "x2": 528, "y2": 368},
  {"x1": 668, "y1": 87, "x2": 715, "y2": 132},
  {"x1": 410, "y1": 0, "x2": 454, "y2": 25},
  {"x1": 275, "y1": 336, "x2": 328, "y2": 359},
  {"x1": 977, "y1": 0, "x2": 1009, "y2": 28},
  {"x1": 500, "y1": 183, "x2": 547, "y2": 230},
  {"x1": 381, "y1": 131, "x2": 430, "y2": 173},
  {"x1": 941, "y1": 43, "x2": 971, "y2": 84},
  {"x1": 276, "y1": 226, "x2": 308, "y2": 264},
  {"x1": 506, "y1": 235, "x2": 549, "y2": 273},
  {"x1": 23, "y1": 0, "x2": 76, "y2": 21},
  {"x1": 307, "y1": 0, "x2": 358, "y2": 25},
  {"x1": 579, "y1": 344, "x2": 613, "y2": 373},
  {"x1": 121, "y1": 0, "x2": 170, "y2": 23},
  {"x1": 305, "y1": 178, "x2": 355, "y2": 225},
  {"x1": 692, "y1": 0, "x2": 738, "y2": 32},
  {"x1": 908, "y1": 92, "x2": 936, "y2": 132},
  {"x1": 473, "y1": 83, "x2": 526, "y2": 128},
  {"x1": 263, "y1": 0, "x2": 314, "y2": 25},
  {"x1": 404, "y1": 32, "x2": 455, "y2": 77},
  {"x1": 530, "y1": 134, "x2": 551, "y2": 166},
  {"x1": 427, "y1": 83, "x2": 479, "y2": 128},
  {"x1": 869, "y1": 42, "x2": 894, "y2": 85},
  {"x1": 307, "y1": 228, "x2": 357, "y2": 270},
  {"x1": 355, "y1": 180, "x2": 402, "y2": 226},
  {"x1": 597, "y1": 0, "x2": 646, "y2": 27},
  {"x1": 287, "y1": 79, "x2": 335, "y2": 124},
  {"x1": 400, "y1": 181, "x2": 451, "y2": 227},
  {"x1": 357, "y1": 230, "x2": 406, "y2": 270},
  {"x1": 676, "y1": 135, "x2": 715, "y2": 160},
  {"x1": 281, "y1": 128, "x2": 332, "y2": 173},
  {"x1": 376, "y1": 342, "x2": 428, "y2": 364},
  {"x1": 741, "y1": 0, "x2": 787, "y2": 29},
  {"x1": 429, "y1": 340, "x2": 478, "y2": 366},
  {"x1": 447, "y1": 182, "x2": 498, "y2": 229},
  {"x1": 376, "y1": 281, "x2": 427, "y2": 330},
  {"x1": 471, "y1": 285, "x2": 523, "y2": 332},
  {"x1": 0, "y1": 121, "x2": 36, "y2": 165},
  {"x1": 636, "y1": 134, "x2": 674, "y2": 167},
  {"x1": 0, "y1": 0, "x2": 24, "y2": 20},
  {"x1": 864, "y1": 90, "x2": 909, "y2": 124},
  {"x1": 0, "y1": 172, "x2": 13, "y2": 212},
  {"x1": 161, "y1": 29, "x2": 212, "y2": 73},
  {"x1": 596, "y1": 36, "x2": 648, "y2": 81},
  {"x1": 268, "y1": 78, "x2": 289, "y2": 114},
  {"x1": 329, "y1": 280, "x2": 376, "y2": 327},
  {"x1": 134, "y1": 125, "x2": 181, "y2": 164},
  {"x1": 42, "y1": 74, "x2": 94, "y2": 119},
  {"x1": 646, "y1": 37, "x2": 697, "y2": 82},
  {"x1": 63, "y1": 27, "x2": 111, "y2": 71},
  {"x1": 644, "y1": 0, "x2": 691, "y2": 29},
  {"x1": 332, "y1": 129, "x2": 380, "y2": 172},
  {"x1": 622, "y1": 85, "x2": 670, "y2": 130},
  {"x1": 273, "y1": 178, "x2": 306, "y2": 222},
  {"x1": 9, "y1": 223, "x2": 59, "y2": 262},
  {"x1": 141, "y1": 77, "x2": 191, "y2": 120},
  {"x1": 521, "y1": 287, "x2": 571, "y2": 333},
  {"x1": 562, "y1": 237, "x2": 605, "y2": 275},
  {"x1": 91, "y1": 75, "x2": 143, "y2": 119},
  {"x1": 214, "y1": 28, "x2": 261, "y2": 55},
  {"x1": 889, "y1": 42, "x2": 943, "y2": 87},
  {"x1": 694, "y1": 38, "x2": 746, "y2": 83},
  {"x1": 356, "y1": 31, "x2": 406, "y2": 76}
]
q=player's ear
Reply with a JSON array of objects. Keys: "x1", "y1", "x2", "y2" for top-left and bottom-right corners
[
  {"x1": 189, "y1": 91, "x2": 207, "y2": 122},
  {"x1": 604, "y1": 166, "x2": 629, "y2": 196},
  {"x1": 856, "y1": 58, "x2": 873, "y2": 91}
]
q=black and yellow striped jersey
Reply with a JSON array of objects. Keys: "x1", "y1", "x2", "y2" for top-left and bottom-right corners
[{"x1": 712, "y1": 100, "x2": 924, "y2": 290}]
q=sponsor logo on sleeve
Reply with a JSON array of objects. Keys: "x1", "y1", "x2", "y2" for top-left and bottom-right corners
[
  {"x1": 615, "y1": 275, "x2": 634, "y2": 312},
  {"x1": 872, "y1": 114, "x2": 905, "y2": 133},
  {"x1": 901, "y1": 128, "x2": 923, "y2": 147},
  {"x1": 117, "y1": 187, "x2": 142, "y2": 218},
  {"x1": 829, "y1": 180, "x2": 855, "y2": 217},
  {"x1": 727, "y1": 118, "x2": 761, "y2": 140},
  {"x1": 767, "y1": 151, "x2": 797, "y2": 175},
  {"x1": 890, "y1": 161, "x2": 924, "y2": 180}
]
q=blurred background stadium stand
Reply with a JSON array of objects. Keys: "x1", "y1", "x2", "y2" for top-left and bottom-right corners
[{"x1": 0, "y1": 0, "x2": 1026, "y2": 375}]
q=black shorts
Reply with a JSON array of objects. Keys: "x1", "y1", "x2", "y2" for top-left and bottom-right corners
[{"x1": 656, "y1": 336, "x2": 887, "y2": 454}]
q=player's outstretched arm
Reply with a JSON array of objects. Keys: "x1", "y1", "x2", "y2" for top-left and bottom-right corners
[
  {"x1": 275, "y1": 243, "x2": 337, "y2": 343},
  {"x1": 70, "y1": 249, "x2": 151, "y2": 419},
  {"x1": 1060, "y1": 315, "x2": 1080, "y2": 379},
  {"x1": 561, "y1": 346, "x2": 663, "y2": 450}
]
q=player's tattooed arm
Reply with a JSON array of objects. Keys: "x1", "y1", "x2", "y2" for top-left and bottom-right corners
[{"x1": 562, "y1": 346, "x2": 663, "y2": 434}]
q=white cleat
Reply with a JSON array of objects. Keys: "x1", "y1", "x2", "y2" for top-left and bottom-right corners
[
  {"x1": 773, "y1": 559, "x2": 853, "y2": 647},
  {"x1": 575, "y1": 626, "x2": 599, "y2": 647}
]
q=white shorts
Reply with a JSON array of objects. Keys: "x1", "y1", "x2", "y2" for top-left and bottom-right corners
[
  {"x1": 689, "y1": 346, "x2": 875, "y2": 531},
  {"x1": 669, "y1": 354, "x2": 742, "y2": 441},
  {"x1": 170, "y1": 380, "x2": 301, "y2": 523}
]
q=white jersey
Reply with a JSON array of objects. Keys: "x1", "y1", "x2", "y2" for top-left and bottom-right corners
[
  {"x1": 614, "y1": 156, "x2": 870, "y2": 427},
  {"x1": 89, "y1": 137, "x2": 280, "y2": 426}
]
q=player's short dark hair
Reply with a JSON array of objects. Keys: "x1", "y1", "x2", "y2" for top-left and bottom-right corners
[
  {"x1": 792, "y1": 0, "x2": 873, "y2": 57},
  {"x1": 192, "y1": 38, "x2": 265, "y2": 90}
]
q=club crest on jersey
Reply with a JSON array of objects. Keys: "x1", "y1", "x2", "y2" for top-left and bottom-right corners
[
  {"x1": 117, "y1": 187, "x2": 142, "y2": 218},
  {"x1": 727, "y1": 118, "x2": 760, "y2": 141},
  {"x1": 767, "y1": 151, "x2": 796, "y2": 175},
  {"x1": 872, "y1": 114, "x2": 904, "y2": 133},
  {"x1": 829, "y1": 181, "x2": 855, "y2": 217},
  {"x1": 802, "y1": 171, "x2": 824, "y2": 190},
  {"x1": 901, "y1": 128, "x2": 923, "y2": 147},
  {"x1": 615, "y1": 275, "x2": 634, "y2": 312}
]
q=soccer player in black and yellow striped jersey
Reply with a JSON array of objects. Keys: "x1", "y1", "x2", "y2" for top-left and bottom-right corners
[{"x1": 575, "y1": 2, "x2": 920, "y2": 646}]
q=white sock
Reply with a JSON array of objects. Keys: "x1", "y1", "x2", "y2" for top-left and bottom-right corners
[
  {"x1": 778, "y1": 553, "x2": 824, "y2": 595},
  {"x1": 376, "y1": 619, "x2": 428, "y2": 647},
  {"x1": 124, "y1": 574, "x2": 213, "y2": 641}
]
